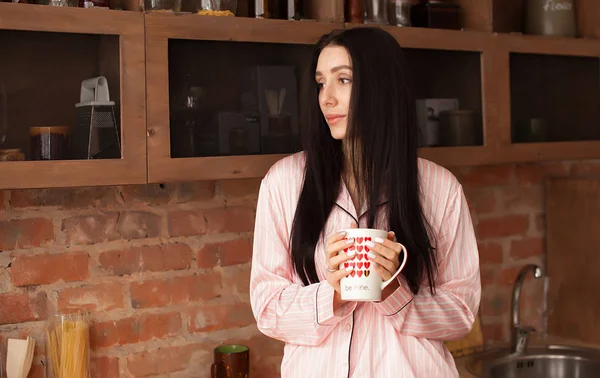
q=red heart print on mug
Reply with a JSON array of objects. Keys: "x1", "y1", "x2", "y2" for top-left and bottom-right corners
[
  {"x1": 350, "y1": 271, "x2": 356, "y2": 277},
  {"x1": 344, "y1": 262, "x2": 349, "y2": 268},
  {"x1": 358, "y1": 254, "x2": 364, "y2": 260},
  {"x1": 364, "y1": 262, "x2": 370, "y2": 269},
  {"x1": 357, "y1": 237, "x2": 363, "y2": 244},
  {"x1": 357, "y1": 262, "x2": 363, "y2": 269},
  {"x1": 357, "y1": 271, "x2": 363, "y2": 277},
  {"x1": 357, "y1": 245, "x2": 363, "y2": 252}
]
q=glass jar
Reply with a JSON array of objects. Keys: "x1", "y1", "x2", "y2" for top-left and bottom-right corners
[
  {"x1": 144, "y1": 0, "x2": 181, "y2": 12},
  {"x1": 195, "y1": 0, "x2": 237, "y2": 15},
  {"x1": 45, "y1": 313, "x2": 90, "y2": 378}
]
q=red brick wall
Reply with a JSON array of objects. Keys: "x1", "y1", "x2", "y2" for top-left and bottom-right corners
[
  {"x1": 0, "y1": 180, "x2": 281, "y2": 377},
  {"x1": 0, "y1": 159, "x2": 599, "y2": 377}
]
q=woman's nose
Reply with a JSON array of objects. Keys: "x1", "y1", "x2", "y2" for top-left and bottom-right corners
[{"x1": 321, "y1": 85, "x2": 337, "y2": 107}]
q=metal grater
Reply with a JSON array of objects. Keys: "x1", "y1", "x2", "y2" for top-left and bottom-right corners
[{"x1": 72, "y1": 76, "x2": 121, "y2": 159}]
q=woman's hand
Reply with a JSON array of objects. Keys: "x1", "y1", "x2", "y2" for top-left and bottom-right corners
[
  {"x1": 325, "y1": 230, "x2": 355, "y2": 293},
  {"x1": 366, "y1": 231, "x2": 406, "y2": 281}
]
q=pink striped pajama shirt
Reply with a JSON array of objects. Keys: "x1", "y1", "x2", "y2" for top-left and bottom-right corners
[{"x1": 250, "y1": 152, "x2": 481, "y2": 378}]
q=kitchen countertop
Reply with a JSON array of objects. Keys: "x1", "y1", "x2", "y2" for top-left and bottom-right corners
[{"x1": 454, "y1": 335, "x2": 600, "y2": 378}]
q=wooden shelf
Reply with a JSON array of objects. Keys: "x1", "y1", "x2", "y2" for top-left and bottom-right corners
[
  {"x1": 499, "y1": 32, "x2": 600, "y2": 57},
  {"x1": 346, "y1": 23, "x2": 490, "y2": 52},
  {"x1": 145, "y1": 12, "x2": 344, "y2": 44},
  {"x1": 0, "y1": 2, "x2": 142, "y2": 35},
  {"x1": 419, "y1": 141, "x2": 600, "y2": 167}
]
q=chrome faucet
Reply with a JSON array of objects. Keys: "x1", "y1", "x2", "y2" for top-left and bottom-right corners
[{"x1": 510, "y1": 264, "x2": 543, "y2": 354}]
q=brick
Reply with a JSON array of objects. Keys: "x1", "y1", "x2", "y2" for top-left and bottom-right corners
[
  {"x1": 480, "y1": 290, "x2": 510, "y2": 319},
  {"x1": 99, "y1": 243, "x2": 192, "y2": 276},
  {"x1": 127, "y1": 344, "x2": 201, "y2": 376},
  {"x1": 0, "y1": 292, "x2": 47, "y2": 325},
  {"x1": 117, "y1": 211, "x2": 161, "y2": 240},
  {"x1": 62, "y1": 213, "x2": 119, "y2": 245},
  {"x1": 0, "y1": 218, "x2": 53, "y2": 251},
  {"x1": 510, "y1": 238, "x2": 544, "y2": 260},
  {"x1": 480, "y1": 266, "x2": 498, "y2": 286},
  {"x1": 12, "y1": 251, "x2": 89, "y2": 287},
  {"x1": 91, "y1": 356, "x2": 120, "y2": 378},
  {"x1": 497, "y1": 265, "x2": 536, "y2": 286},
  {"x1": 198, "y1": 238, "x2": 252, "y2": 268},
  {"x1": 534, "y1": 213, "x2": 545, "y2": 234},
  {"x1": 176, "y1": 181, "x2": 216, "y2": 202},
  {"x1": 516, "y1": 162, "x2": 569, "y2": 185},
  {"x1": 478, "y1": 242, "x2": 503, "y2": 264},
  {"x1": 476, "y1": 215, "x2": 529, "y2": 238},
  {"x1": 204, "y1": 207, "x2": 255, "y2": 234},
  {"x1": 147, "y1": 243, "x2": 192, "y2": 271},
  {"x1": 58, "y1": 282, "x2": 124, "y2": 313},
  {"x1": 464, "y1": 188, "x2": 496, "y2": 215},
  {"x1": 570, "y1": 160, "x2": 600, "y2": 177},
  {"x1": 168, "y1": 210, "x2": 207, "y2": 237},
  {"x1": 222, "y1": 265, "x2": 251, "y2": 298},
  {"x1": 221, "y1": 179, "x2": 261, "y2": 199},
  {"x1": 454, "y1": 165, "x2": 514, "y2": 188},
  {"x1": 498, "y1": 186, "x2": 543, "y2": 213},
  {"x1": 10, "y1": 187, "x2": 121, "y2": 209},
  {"x1": 91, "y1": 312, "x2": 181, "y2": 349},
  {"x1": 189, "y1": 303, "x2": 255, "y2": 333},
  {"x1": 130, "y1": 273, "x2": 222, "y2": 309},
  {"x1": 120, "y1": 184, "x2": 172, "y2": 205}
]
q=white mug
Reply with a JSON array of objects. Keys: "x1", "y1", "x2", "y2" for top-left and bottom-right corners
[{"x1": 338, "y1": 228, "x2": 408, "y2": 301}]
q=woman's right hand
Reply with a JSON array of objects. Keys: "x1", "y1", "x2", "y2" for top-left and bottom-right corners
[{"x1": 325, "y1": 230, "x2": 356, "y2": 296}]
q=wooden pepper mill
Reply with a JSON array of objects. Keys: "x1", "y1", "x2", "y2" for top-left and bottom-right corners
[{"x1": 211, "y1": 345, "x2": 250, "y2": 378}]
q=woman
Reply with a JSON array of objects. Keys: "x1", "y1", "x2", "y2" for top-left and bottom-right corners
[{"x1": 250, "y1": 27, "x2": 480, "y2": 377}]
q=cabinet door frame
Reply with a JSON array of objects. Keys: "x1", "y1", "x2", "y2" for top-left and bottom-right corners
[
  {"x1": 0, "y1": 4, "x2": 147, "y2": 189},
  {"x1": 145, "y1": 13, "x2": 344, "y2": 183}
]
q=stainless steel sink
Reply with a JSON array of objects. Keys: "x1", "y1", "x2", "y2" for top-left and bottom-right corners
[{"x1": 465, "y1": 344, "x2": 600, "y2": 378}]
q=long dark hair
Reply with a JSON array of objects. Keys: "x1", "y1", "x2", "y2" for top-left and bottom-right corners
[{"x1": 289, "y1": 27, "x2": 438, "y2": 295}]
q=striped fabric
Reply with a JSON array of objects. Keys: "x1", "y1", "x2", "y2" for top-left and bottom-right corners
[{"x1": 250, "y1": 152, "x2": 481, "y2": 378}]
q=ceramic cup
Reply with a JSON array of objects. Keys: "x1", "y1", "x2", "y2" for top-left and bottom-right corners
[{"x1": 338, "y1": 228, "x2": 408, "y2": 301}]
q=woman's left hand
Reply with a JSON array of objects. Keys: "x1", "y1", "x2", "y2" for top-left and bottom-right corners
[{"x1": 366, "y1": 231, "x2": 405, "y2": 281}]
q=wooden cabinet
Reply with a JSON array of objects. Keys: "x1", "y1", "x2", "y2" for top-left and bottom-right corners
[
  {"x1": 0, "y1": 2, "x2": 599, "y2": 188},
  {"x1": 144, "y1": 14, "x2": 339, "y2": 182},
  {"x1": 0, "y1": 3, "x2": 146, "y2": 189}
]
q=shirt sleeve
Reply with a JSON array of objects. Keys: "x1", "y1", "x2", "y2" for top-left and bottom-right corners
[
  {"x1": 249, "y1": 176, "x2": 356, "y2": 346},
  {"x1": 372, "y1": 184, "x2": 481, "y2": 340}
]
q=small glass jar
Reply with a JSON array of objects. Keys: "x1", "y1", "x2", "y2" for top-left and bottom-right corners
[
  {"x1": 144, "y1": 0, "x2": 181, "y2": 12},
  {"x1": 195, "y1": 0, "x2": 237, "y2": 15}
]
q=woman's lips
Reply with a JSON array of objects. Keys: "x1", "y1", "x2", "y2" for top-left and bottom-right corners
[{"x1": 325, "y1": 114, "x2": 346, "y2": 125}]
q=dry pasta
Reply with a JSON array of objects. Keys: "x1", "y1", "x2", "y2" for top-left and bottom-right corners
[{"x1": 46, "y1": 316, "x2": 89, "y2": 378}]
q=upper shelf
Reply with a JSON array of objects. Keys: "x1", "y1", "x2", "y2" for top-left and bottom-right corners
[
  {"x1": 145, "y1": 11, "x2": 343, "y2": 44},
  {"x1": 0, "y1": 2, "x2": 143, "y2": 35}
]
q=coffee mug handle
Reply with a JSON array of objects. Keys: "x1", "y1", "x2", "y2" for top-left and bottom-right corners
[{"x1": 381, "y1": 243, "x2": 408, "y2": 290}]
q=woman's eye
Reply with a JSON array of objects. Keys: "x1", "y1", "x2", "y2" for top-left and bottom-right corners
[{"x1": 339, "y1": 78, "x2": 352, "y2": 84}]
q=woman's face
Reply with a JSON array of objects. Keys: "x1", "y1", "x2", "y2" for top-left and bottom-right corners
[{"x1": 316, "y1": 45, "x2": 353, "y2": 140}]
